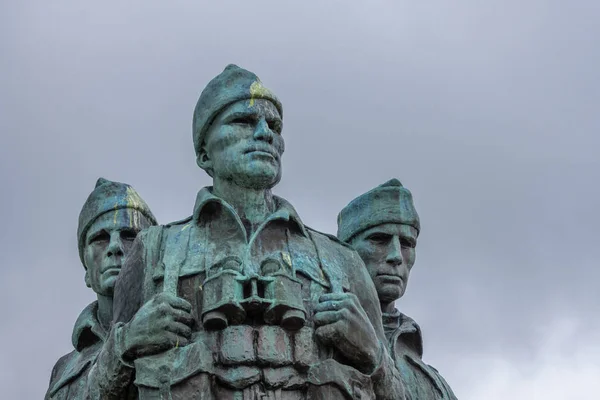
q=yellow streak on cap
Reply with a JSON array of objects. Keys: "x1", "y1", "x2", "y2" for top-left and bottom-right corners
[
  {"x1": 113, "y1": 201, "x2": 119, "y2": 225},
  {"x1": 126, "y1": 186, "x2": 142, "y2": 228},
  {"x1": 249, "y1": 80, "x2": 268, "y2": 107}
]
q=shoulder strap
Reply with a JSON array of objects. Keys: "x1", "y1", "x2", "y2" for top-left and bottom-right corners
[
  {"x1": 141, "y1": 225, "x2": 165, "y2": 301},
  {"x1": 307, "y1": 230, "x2": 350, "y2": 294},
  {"x1": 161, "y1": 225, "x2": 192, "y2": 295}
]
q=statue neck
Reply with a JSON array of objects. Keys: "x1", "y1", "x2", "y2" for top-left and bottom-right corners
[
  {"x1": 213, "y1": 177, "x2": 275, "y2": 225},
  {"x1": 96, "y1": 294, "x2": 113, "y2": 331},
  {"x1": 381, "y1": 300, "x2": 397, "y2": 315}
]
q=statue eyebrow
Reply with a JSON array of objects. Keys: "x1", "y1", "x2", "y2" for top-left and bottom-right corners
[
  {"x1": 399, "y1": 232, "x2": 417, "y2": 245},
  {"x1": 402, "y1": 236, "x2": 417, "y2": 246},
  {"x1": 223, "y1": 110, "x2": 257, "y2": 121},
  {"x1": 87, "y1": 228, "x2": 109, "y2": 243}
]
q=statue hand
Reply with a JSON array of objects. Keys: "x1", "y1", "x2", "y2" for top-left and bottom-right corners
[
  {"x1": 121, "y1": 293, "x2": 194, "y2": 361},
  {"x1": 314, "y1": 292, "x2": 380, "y2": 375}
]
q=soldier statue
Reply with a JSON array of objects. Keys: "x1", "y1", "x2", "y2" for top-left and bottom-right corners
[
  {"x1": 46, "y1": 178, "x2": 157, "y2": 399},
  {"x1": 87, "y1": 65, "x2": 404, "y2": 399},
  {"x1": 337, "y1": 179, "x2": 457, "y2": 399}
]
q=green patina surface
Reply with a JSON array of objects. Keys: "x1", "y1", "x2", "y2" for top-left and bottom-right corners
[
  {"x1": 338, "y1": 179, "x2": 457, "y2": 399},
  {"x1": 44, "y1": 65, "x2": 461, "y2": 400}
]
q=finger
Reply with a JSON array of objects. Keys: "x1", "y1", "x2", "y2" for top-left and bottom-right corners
[
  {"x1": 315, "y1": 323, "x2": 341, "y2": 344},
  {"x1": 164, "y1": 294, "x2": 192, "y2": 313},
  {"x1": 314, "y1": 300, "x2": 341, "y2": 313},
  {"x1": 314, "y1": 298, "x2": 354, "y2": 313},
  {"x1": 136, "y1": 342, "x2": 170, "y2": 358},
  {"x1": 169, "y1": 308, "x2": 195, "y2": 326},
  {"x1": 165, "y1": 321, "x2": 192, "y2": 339},
  {"x1": 319, "y1": 292, "x2": 356, "y2": 303},
  {"x1": 164, "y1": 332, "x2": 190, "y2": 348},
  {"x1": 314, "y1": 310, "x2": 344, "y2": 326}
]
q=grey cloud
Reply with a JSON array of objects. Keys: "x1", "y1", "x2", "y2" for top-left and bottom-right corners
[{"x1": 1, "y1": 1, "x2": 599, "y2": 398}]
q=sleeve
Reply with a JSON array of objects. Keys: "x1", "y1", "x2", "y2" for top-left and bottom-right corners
[
  {"x1": 84, "y1": 324, "x2": 137, "y2": 400},
  {"x1": 346, "y1": 249, "x2": 406, "y2": 400}
]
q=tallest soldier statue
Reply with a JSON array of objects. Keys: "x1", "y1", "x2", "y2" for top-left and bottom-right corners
[{"x1": 89, "y1": 65, "x2": 404, "y2": 399}]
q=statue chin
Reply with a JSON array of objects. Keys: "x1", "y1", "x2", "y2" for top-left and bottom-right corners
[
  {"x1": 378, "y1": 288, "x2": 404, "y2": 305},
  {"x1": 231, "y1": 170, "x2": 281, "y2": 190}
]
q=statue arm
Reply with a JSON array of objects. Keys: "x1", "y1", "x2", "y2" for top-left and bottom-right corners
[
  {"x1": 84, "y1": 232, "x2": 148, "y2": 399},
  {"x1": 346, "y1": 250, "x2": 406, "y2": 400}
]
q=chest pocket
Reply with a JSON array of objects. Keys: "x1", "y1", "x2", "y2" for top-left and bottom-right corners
[{"x1": 291, "y1": 253, "x2": 330, "y2": 290}]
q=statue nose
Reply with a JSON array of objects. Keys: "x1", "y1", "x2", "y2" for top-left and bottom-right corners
[
  {"x1": 386, "y1": 237, "x2": 403, "y2": 266},
  {"x1": 253, "y1": 118, "x2": 274, "y2": 144},
  {"x1": 107, "y1": 234, "x2": 124, "y2": 258}
]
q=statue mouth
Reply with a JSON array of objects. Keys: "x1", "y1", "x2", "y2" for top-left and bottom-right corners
[
  {"x1": 244, "y1": 146, "x2": 278, "y2": 159},
  {"x1": 377, "y1": 274, "x2": 403, "y2": 284},
  {"x1": 101, "y1": 265, "x2": 122, "y2": 274}
]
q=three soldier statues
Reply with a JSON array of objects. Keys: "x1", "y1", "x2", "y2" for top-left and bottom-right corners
[{"x1": 46, "y1": 65, "x2": 457, "y2": 399}]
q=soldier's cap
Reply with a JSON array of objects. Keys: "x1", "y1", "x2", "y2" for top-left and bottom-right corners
[
  {"x1": 192, "y1": 64, "x2": 283, "y2": 158},
  {"x1": 336, "y1": 178, "x2": 420, "y2": 243},
  {"x1": 77, "y1": 178, "x2": 157, "y2": 267}
]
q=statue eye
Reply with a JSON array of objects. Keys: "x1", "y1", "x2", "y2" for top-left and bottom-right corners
[
  {"x1": 120, "y1": 229, "x2": 138, "y2": 241},
  {"x1": 367, "y1": 233, "x2": 390, "y2": 244},
  {"x1": 88, "y1": 231, "x2": 109, "y2": 244},
  {"x1": 400, "y1": 238, "x2": 416, "y2": 248},
  {"x1": 230, "y1": 116, "x2": 255, "y2": 126},
  {"x1": 267, "y1": 119, "x2": 282, "y2": 134}
]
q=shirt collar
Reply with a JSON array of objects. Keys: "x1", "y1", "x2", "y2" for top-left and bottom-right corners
[
  {"x1": 71, "y1": 301, "x2": 107, "y2": 351},
  {"x1": 384, "y1": 308, "x2": 424, "y2": 358},
  {"x1": 192, "y1": 186, "x2": 309, "y2": 238},
  {"x1": 382, "y1": 307, "x2": 403, "y2": 331}
]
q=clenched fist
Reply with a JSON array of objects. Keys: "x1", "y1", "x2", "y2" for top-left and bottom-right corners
[
  {"x1": 120, "y1": 293, "x2": 194, "y2": 361},
  {"x1": 314, "y1": 292, "x2": 381, "y2": 374}
]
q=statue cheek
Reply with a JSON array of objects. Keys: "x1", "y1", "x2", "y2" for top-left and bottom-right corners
[
  {"x1": 209, "y1": 127, "x2": 242, "y2": 152},
  {"x1": 85, "y1": 245, "x2": 105, "y2": 276},
  {"x1": 407, "y1": 251, "x2": 417, "y2": 268},
  {"x1": 275, "y1": 136, "x2": 285, "y2": 153}
]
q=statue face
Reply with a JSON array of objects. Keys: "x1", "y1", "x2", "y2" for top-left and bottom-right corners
[
  {"x1": 83, "y1": 209, "x2": 152, "y2": 296},
  {"x1": 350, "y1": 223, "x2": 418, "y2": 304},
  {"x1": 200, "y1": 98, "x2": 284, "y2": 189}
]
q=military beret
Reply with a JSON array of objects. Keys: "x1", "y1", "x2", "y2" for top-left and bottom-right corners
[
  {"x1": 77, "y1": 178, "x2": 157, "y2": 266},
  {"x1": 192, "y1": 64, "x2": 283, "y2": 158},
  {"x1": 337, "y1": 178, "x2": 420, "y2": 243}
]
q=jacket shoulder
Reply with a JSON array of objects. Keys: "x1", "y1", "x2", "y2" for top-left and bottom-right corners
[
  {"x1": 305, "y1": 226, "x2": 357, "y2": 252},
  {"x1": 135, "y1": 217, "x2": 192, "y2": 249},
  {"x1": 50, "y1": 350, "x2": 77, "y2": 380},
  {"x1": 305, "y1": 226, "x2": 367, "y2": 292},
  {"x1": 47, "y1": 346, "x2": 98, "y2": 397},
  {"x1": 165, "y1": 215, "x2": 193, "y2": 228}
]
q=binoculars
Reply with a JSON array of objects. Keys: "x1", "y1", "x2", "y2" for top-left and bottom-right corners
[{"x1": 201, "y1": 256, "x2": 307, "y2": 331}]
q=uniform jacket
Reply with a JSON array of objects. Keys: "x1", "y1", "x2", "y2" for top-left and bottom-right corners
[
  {"x1": 45, "y1": 302, "x2": 107, "y2": 399},
  {"x1": 383, "y1": 309, "x2": 457, "y2": 400},
  {"x1": 108, "y1": 187, "x2": 404, "y2": 400}
]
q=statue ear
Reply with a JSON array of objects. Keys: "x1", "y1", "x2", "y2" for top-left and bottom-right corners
[
  {"x1": 84, "y1": 270, "x2": 91, "y2": 288},
  {"x1": 196, "y1": 146, "x2": 214, "y2": 177}
]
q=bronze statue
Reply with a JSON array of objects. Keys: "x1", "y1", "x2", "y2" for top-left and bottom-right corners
[
  {"x1": 85, "y1": 65, "x2": 405, "y2": 399},
  {"x1": 45, "y1": 178, "x2": 157, "y2": 399},
  {"x1": 337, "y1": 178, "x2": 457, "y2": 399}
]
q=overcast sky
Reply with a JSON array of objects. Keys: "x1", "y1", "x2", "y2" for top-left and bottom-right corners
[{"x1": 1, "y1": 1, "x2": 599, "y2": 399}]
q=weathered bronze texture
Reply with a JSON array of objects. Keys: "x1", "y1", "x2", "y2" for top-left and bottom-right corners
[{"x1": 338, "y1": 179, "x2": 457, "y2": 399}]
